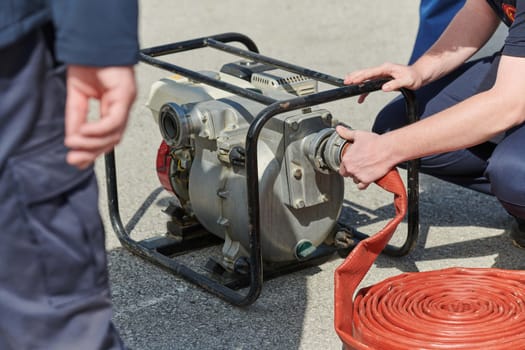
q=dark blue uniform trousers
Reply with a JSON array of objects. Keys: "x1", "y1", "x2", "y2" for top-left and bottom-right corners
[
  {"x1": 373, "y1": 52, "x2": 525, "y2": 220},
  {"x1": 0, "y1": 28, "x2": 125, "y2": 349}
]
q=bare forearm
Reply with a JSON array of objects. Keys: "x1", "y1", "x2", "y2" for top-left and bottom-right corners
[
  {"x1": 385, "y1": 90, "x2": 524, "y2": 164},
  {"x1": 412, "y1": 0, "x2": 500, "y2": 85},
  {"x1": 344, "y1": 1, "x2": 500, "y2": 97}
]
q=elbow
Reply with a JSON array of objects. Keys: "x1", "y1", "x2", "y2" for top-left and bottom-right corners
[
  {"x1": 503, "y1": 102, "x2": 525, "y2": 127},
  {"x1": 486, "y1": 87, "x2": 525, "y2": 128}
]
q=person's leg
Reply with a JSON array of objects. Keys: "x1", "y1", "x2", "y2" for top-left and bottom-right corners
[
  {"x1": 372, "y1": 53, "x2": 500, "y2": 194},
  {"x1": 484, "y1": 124, "x2": 525, "y2": 247},
  {"x1": 0, "y1": 26, "x2": 125, "y2": 350},
  {"x1": 486, "y1": 124, "x2": 525, "y2": 219}
]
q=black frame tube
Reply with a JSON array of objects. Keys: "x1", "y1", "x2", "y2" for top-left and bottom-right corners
[
  {"x1": 105, "y1": 32, "x2": 419, "y2": 306},
  {"x1": 206, "y1": 38, "x2": 344, "y2": 86}
]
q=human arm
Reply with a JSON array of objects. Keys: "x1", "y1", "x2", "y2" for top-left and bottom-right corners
[
  {"x1": 48, "y1": 0, "x2": 139, "y2": 168},
  {"x1": 338, "y1": 54, "x2": 525, "y2": 189},
  {"x1": 345, "y1": 0, "x2": 500, "y2": 97}
]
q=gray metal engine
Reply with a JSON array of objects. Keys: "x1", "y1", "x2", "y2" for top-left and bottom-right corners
[{"x1": 146, "y1": 60, "x2": 347, "y2": 271}]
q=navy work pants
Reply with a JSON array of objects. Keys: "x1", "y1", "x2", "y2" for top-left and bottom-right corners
[
  {"x1": 0, "y1": 27, "x2": 125, "y2": 349},
  {"x1": 373, "y1": 52, "x2": 525, "y2": 219}
]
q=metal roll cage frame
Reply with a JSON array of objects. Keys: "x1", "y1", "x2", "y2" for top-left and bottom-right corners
[{"x1": 104, "y1": 33, "x2": 419, "y2": 306}]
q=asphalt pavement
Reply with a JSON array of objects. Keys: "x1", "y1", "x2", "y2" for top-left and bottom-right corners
[{"x1": 94, "y1": 1, "x2": 521, "y2": 349}]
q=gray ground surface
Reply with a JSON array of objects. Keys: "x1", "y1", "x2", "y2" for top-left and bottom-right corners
[{"x1": 94, "y1": 2, "x2": 520, "y2": 349}]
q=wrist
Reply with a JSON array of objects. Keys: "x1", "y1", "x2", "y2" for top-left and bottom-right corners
[
  {"x1": 381, "y1": 132, "x2": 407, "y2": 168},
  {"x1": 410, "y1": 57, "x2": 438, "y2": 87}
]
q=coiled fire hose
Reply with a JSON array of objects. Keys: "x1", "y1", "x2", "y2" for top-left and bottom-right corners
[{"x1": 333, "y1": 167, "x2": 525, "y2": 349}]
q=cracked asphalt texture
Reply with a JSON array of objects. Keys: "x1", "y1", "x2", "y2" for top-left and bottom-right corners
[{"x1": 93, "y1": 1, "x2": 519, "y2": 349}]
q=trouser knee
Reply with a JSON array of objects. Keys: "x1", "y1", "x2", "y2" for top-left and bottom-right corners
[
  {"x1": 372, "y1": 96, "x2": 409, "y2": 134},
  {"x1": 486, "y1": 151, "x2": 525, "y2": 219}
]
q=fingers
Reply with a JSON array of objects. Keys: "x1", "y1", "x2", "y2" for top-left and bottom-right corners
[
  {"x1": 65, "y1": 122, "x2": 124, "y2": 168},
  {"x1": 356, "y1": 181, "x2": 369, "y2": 190},
  {"x1": 335, "y1": 125, "x2": 354, "y2": 141},
  {"x1": 344, "y1": 64, "x2": 395, "y2": 104},
  {"x1": 66, "y1": 149, "x2": 113, "y2": 170},
  {"x1": 65, "y1": 101, "x2": 131, "y2": 168},
  {"x1": 346, "y1": 174, "x2": 368, "y2": 190},
  {"x1": 344, "y1": 62, "x2": 398, "y2": 85},
  {"x1": 335, "y1": 126, "x2": 354, "y2": 178},
  {"x1": 380, "y1": 77, "x2": 408, "y2": 92},
  {"x1": 65, "y1": 81, "x2": 91, "y2": 140},
  {"x1": 344, "y1": 62, "x2": 420, "y2": 94},
  {"x1": 335, "y1": 128, "x2": 379, "y2": 190},
  {"x1": 357, "y1": 93, "x2": 369, "y2": 104},
  {"x1": 64, "y1": 65, "x2": 136, "y2": 169}
]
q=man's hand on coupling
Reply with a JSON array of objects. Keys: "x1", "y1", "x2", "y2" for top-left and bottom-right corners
[
  {"x1": 64, "y1": 65, "x2": 137, "y2": 169},
  {"x1": 336, "y1": 125, "x2": 398, "y2": 190}
]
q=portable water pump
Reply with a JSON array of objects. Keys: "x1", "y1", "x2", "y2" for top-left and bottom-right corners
[
  {"x1": 104, "y1": 33, "x2": 419, "y2": 306},
  {"x1": 149, "y1": 59, "x2": 350, "y2": 271}
]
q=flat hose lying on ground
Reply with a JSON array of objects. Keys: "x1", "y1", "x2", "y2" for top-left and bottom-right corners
[{"x1": 334, "y1": 168, "x2": 525, "y2": 349}]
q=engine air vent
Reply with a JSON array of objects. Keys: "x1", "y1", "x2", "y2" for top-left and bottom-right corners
[{"x1": 251, "y1": 70, "x2": 317, "y2": 96}]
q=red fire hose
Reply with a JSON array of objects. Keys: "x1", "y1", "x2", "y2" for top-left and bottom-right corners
[{"x1": 334, "y1": 168, "x2": 525, "y2": 349}]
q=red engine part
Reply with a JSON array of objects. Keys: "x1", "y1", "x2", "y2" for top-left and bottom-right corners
[{"x1": 156, "y1": 140, "x2": 175, "y2": 194}]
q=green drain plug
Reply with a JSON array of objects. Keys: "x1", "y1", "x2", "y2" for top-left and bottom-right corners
[{"x1": 294, "y1": 240, "x2": 316, "y2": 260}]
